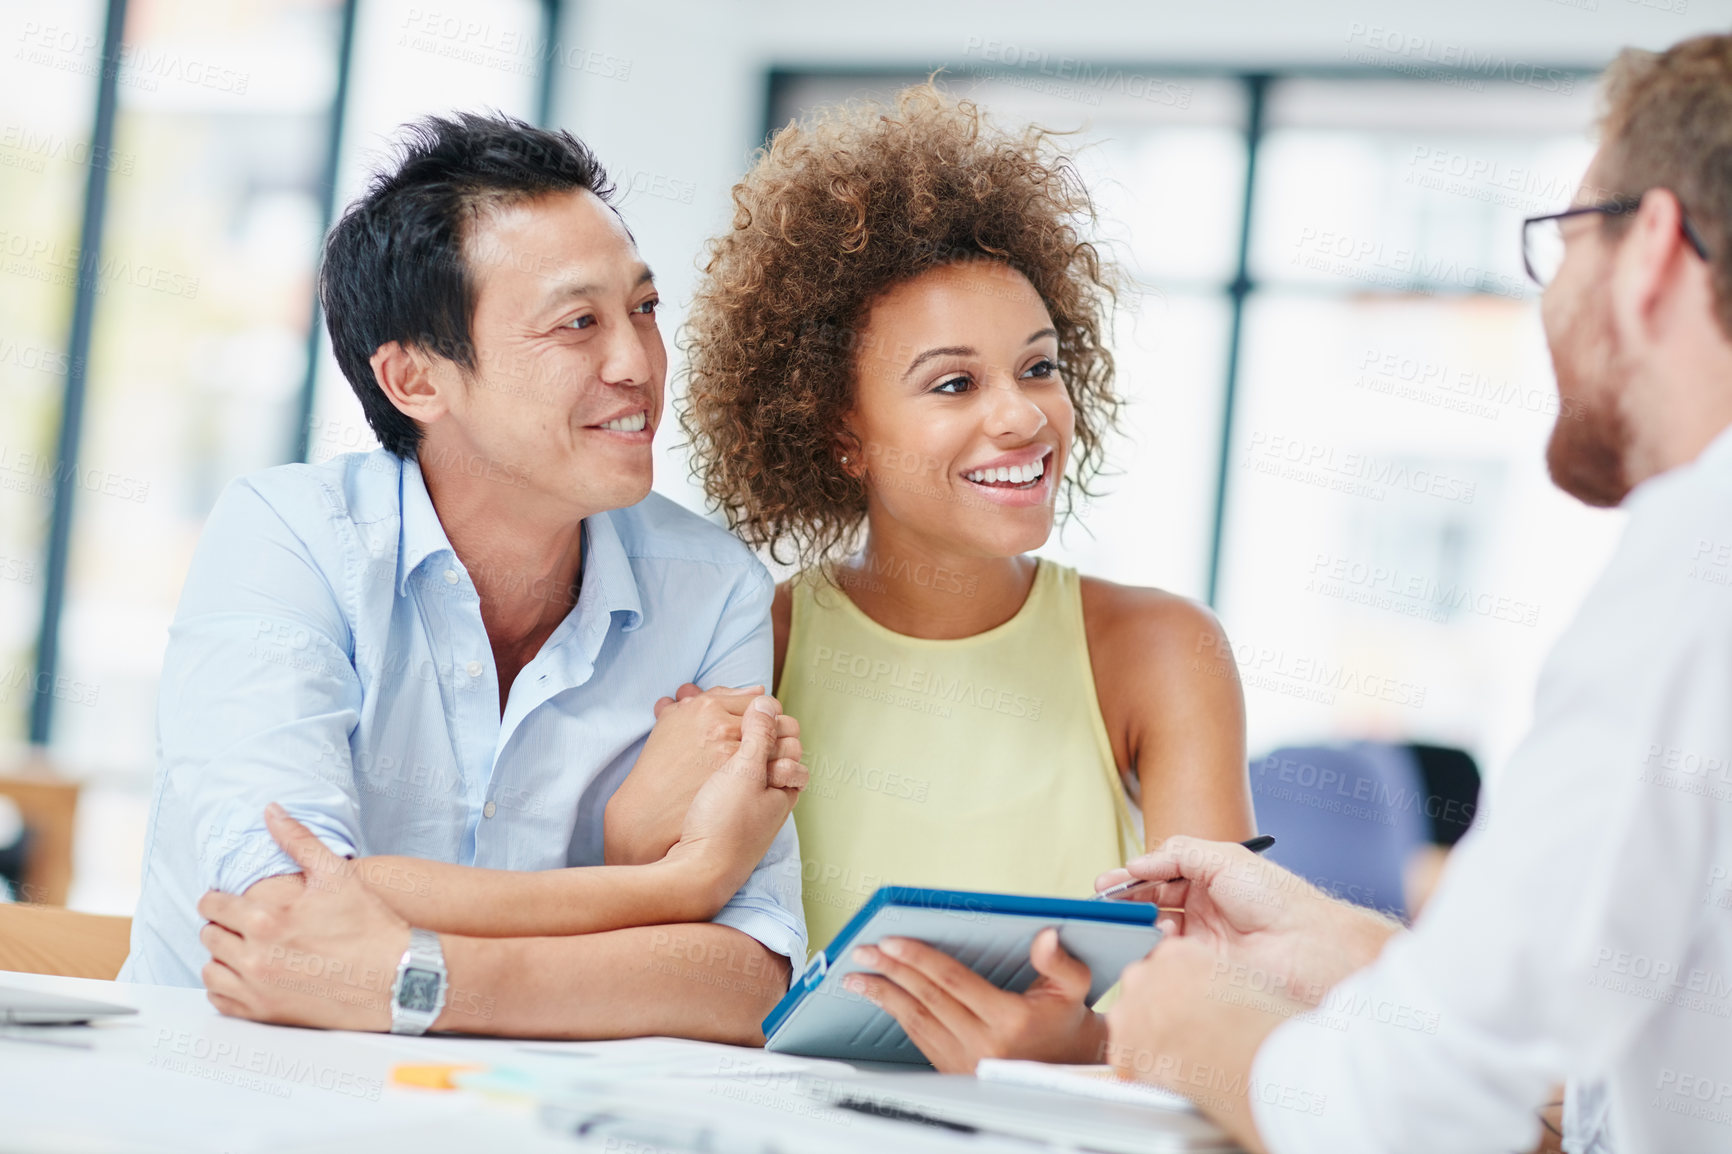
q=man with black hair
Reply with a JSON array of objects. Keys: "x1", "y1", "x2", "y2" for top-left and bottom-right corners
[{"x1": 121, "y1": 115, "x2": 810, "y2": 1042}]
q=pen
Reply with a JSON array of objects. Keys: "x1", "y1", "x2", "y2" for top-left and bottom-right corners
[{"x1": 1091, "y1": 835, "x2": 1276, "y2": 903}]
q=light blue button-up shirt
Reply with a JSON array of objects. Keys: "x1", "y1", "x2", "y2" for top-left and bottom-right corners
[{"x1": 121, "y1": 450, "x2": 804, "y2": 986}]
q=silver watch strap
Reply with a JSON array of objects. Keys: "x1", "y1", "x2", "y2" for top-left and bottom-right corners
[{"x1": 389, "y1": 927, "x2": 447, "y2": 1035}]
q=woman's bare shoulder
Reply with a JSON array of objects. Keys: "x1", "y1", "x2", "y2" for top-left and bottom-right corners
[{"x1": 1079, "y1": 574, "x2": 1230, "y2": 668}]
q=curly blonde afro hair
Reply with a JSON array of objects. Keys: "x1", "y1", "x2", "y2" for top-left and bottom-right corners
[{"x1": 679, "y1": 83, "x2": 1124, "y2": 569}]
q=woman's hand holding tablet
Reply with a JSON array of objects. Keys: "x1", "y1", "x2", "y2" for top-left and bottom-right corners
[{"x1": 842, "y1": 927, "x2": 1107, "y2": 1073}]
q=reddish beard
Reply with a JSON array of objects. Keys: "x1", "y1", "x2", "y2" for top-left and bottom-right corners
[{"x1": 1545, "y1": 286, "x2": 1633, "y2": 507}]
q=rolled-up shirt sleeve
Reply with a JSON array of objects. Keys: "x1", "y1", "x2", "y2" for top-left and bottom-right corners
[
  {"x1": 161, "y1": 478, "x2": 367, "y2": 896},
  {"x1": 693, "y1": 564, "x2": 809, "y2": 970},
  {"x1": 713, "y1": 821, "x2": 808, "y2": 971}
]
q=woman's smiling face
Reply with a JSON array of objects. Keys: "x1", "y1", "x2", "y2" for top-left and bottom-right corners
[{"x1": 843, "y1": 260, "x2": 1074, "y2": 559}]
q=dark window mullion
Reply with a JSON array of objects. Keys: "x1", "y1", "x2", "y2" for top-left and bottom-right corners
[
  {"x1": 1203, "y1": 72, "x2": 1268, "y2": 609},
  {"x1": 535, "y1": 0, "x2": 564, "y2": 128},
  {"x1": 30, "y1": 0, "x2": 130, "y2": 746},
  {"x1": 290, "y1": 0, "x2": 361, "y2": 466}
]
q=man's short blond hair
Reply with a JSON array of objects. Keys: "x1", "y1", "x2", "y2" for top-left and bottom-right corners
[{"x1": 1598, "y1": 35, "x2": 1732, "y2": 338}]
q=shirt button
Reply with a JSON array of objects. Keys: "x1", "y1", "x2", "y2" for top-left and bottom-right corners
[
  {"x1": 466, "y1": 660, "x2": 483, "y2": 677},
  {"x1": 482, "y1": 801, "x2": 497, "y2": 819},
  {"x1": 443, "y1": 569, "x2": 459, "y2": 585}
]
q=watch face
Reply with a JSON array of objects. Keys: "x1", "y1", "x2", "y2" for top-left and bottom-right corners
[{"x1": 399, "y1": 967, "x2": 442, "y2": 1013}]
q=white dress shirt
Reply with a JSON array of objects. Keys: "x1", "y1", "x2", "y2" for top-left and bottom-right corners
[
  {"x1": 1252, "y1": 425, "x2": 1732, "y2": 1153},
  {"x1": 121, "y1": 450, "x2": 805, "y2": 986}
]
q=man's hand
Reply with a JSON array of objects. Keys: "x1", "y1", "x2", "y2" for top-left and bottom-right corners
[
  {"x1": 241, "y1": 872, "x2": 305, "y2": 906},
  {"x1": 661, "y1": 695, "x2": 807, "y2": 914},
  {"x1": 197, "y1": 803, "x2": 411, "y2": 1031},
  {"x1": 1105, "y1": 936, "x2": 1283, "y2": 1154},
  {"x1": 1095, "y1": 835, "x2": 1399, "y2": 1005},
  {"x1": 842, "y1": 929, "x2": 1106, "y2": 1073},
  {"x1": 605, "y1": 684, "x2": 804, "y2": 865}
]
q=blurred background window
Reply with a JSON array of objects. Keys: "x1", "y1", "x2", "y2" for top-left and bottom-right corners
[
  {"x1": 1, "y1": 0, "x2": 550, "y2": 912},
  {"x1": 8, "y1": 1, "x2": 1719, "y2": 917},
  {"x1": 303, "y1": 0, "x2": 547, "y2": 467},
  {"x1": 1, "y1": 0, "x2": 105, "y2": 769},
  {"x1": 1224, "y1": 77, "x2": 1623, "y2": 773}
]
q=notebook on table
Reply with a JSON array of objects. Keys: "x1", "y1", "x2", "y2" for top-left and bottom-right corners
[{"x1": 0, "y1": 985, "x2": 137, "y2": 1025}]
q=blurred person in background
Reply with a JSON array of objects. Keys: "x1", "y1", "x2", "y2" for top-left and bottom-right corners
[
  {"x1": 1098, "y1": 33, "x2": 1732, "y2": 1154},
  {"x1": 621, "y1": 85, "x2": 1257, "y2": 1072},
  {"x1": 123, "y1": 114, "x2": 813, "y2": 1043}
]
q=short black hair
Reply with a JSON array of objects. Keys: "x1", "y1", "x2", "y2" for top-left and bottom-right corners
[{"x1": 319, "y1": 112, "x2": 614, "y2": 458}]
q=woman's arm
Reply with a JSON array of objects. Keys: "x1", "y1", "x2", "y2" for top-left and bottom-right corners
[
  {"x1": 346, "y1": 853, "x2": 731, "y2": 937},
  {"x1": 1080, "y1": 578, "x2": 1256, "y2": 848}
]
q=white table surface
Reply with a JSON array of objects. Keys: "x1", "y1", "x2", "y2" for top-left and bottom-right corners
[{"x1": 0, "y1": 970, "x2": 1238, "y2": 1154}]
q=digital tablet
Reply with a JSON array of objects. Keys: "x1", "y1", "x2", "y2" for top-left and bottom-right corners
[{"x1": 763, "y1": 886, "x2": 1163, "y2": 1065}]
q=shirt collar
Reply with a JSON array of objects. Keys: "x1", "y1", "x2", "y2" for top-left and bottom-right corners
[
  {"x1": 396, "y1": 455, "x2": 644, "y2": 636},
  {"x1": 1694, "y1": 420, "x2": 1732, "y2": 477},
  {"x1": 397, "y1": 455, "x2": 454, "y2": 596},
  {"x1": 573, "y1": 509, "x2": 645, "y2": 635},
  {"x1": 1625, "y1": 418, "x2": 1732, "y2": 514}
]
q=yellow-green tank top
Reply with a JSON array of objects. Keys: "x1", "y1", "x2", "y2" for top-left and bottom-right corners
[{"x1": 779, "y1": 558, "x2": 1140, "y2": 953}]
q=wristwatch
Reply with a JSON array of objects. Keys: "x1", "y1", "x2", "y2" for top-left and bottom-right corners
[{"x1": 389, "y1": 927, "x2": 448, "y2": 1035}]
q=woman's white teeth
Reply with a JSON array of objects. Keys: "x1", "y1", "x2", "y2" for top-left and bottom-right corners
[
  {"x1": 600, "y1": 412, "x2": 647, "y2": 432},
  {"x1": 965, "y1": 457, "x2": 1046, "y2": 485}
]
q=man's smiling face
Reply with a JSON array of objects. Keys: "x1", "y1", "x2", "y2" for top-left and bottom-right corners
[{"x1": 422, "y1": 187, "x2": 666, "y2": 518}]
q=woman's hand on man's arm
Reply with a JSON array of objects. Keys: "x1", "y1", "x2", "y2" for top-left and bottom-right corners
[{"x1": 604, "y1": 683, "x2": 804, "y2": 866}]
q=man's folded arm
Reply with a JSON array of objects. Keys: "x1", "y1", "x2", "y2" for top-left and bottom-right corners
[
  {"x1": 161, "y1": 478, "x2": 367, "y2": 898},
  {"x1": 711, "y1": 817, "x2": 807, "y2": 974},
  {"x1": 434, "y1": 922, "x2": 792, "y2": 1043}
]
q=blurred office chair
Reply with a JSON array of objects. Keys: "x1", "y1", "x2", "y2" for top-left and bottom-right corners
[
  {"x1": 0, "y1": 764, "x2": 129, "y2": 979},
  {"x1": 1400, "y1": 743, "x2": 1483, "y2": 917},
  {"x1": 0, "y1": 765, "x2": 79, "y2": 906},
  {"x1": 0, "y1": 903, "x2": 132, "y2": 980},
  {"x1": 1249, "y1": 743, "x2": 1432, "y2": 920}
]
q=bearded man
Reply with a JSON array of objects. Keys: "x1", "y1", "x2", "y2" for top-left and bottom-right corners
[{"x1": 1098, "y1": 34, "x2": 1732, "y2": 1154}]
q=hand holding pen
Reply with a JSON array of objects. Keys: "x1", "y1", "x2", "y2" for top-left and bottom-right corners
[
  {"x1": 1095, "y1": 834, "x2": 1400, "y2": 1009},
  {"x1": 1091, "y1": 835, "x2": 1275, "y2": 909}
]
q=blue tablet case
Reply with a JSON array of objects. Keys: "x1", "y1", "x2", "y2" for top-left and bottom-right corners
[{"x1": 762, "y1": 886, "x2": 1163, "y2": 1064}]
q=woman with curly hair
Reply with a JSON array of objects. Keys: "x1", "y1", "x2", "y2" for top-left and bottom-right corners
[{"x1": 677, "y1": 86, "x2": 1255, "y2": 1069}]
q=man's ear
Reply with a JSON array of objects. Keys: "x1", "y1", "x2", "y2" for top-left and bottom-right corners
[
  {"x1": 369, "y1": 340, "x2": 451, "y2": 425},
  {"x1": 1608, "y1": 188, "x2": 1688, "y2": 349}
]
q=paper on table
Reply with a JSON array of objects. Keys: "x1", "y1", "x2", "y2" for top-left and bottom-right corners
[
  {"x1": 976, "y1": 1059, "x2": 1196, "y2": 1112},
  {"x1": 515, "y1": 1035, "x2": 856, "y2": 1081}
]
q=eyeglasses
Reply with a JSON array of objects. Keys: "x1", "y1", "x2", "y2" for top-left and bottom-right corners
[{"x1": 1521, "y1": 194, "x2": 1713, "y2": 288}]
